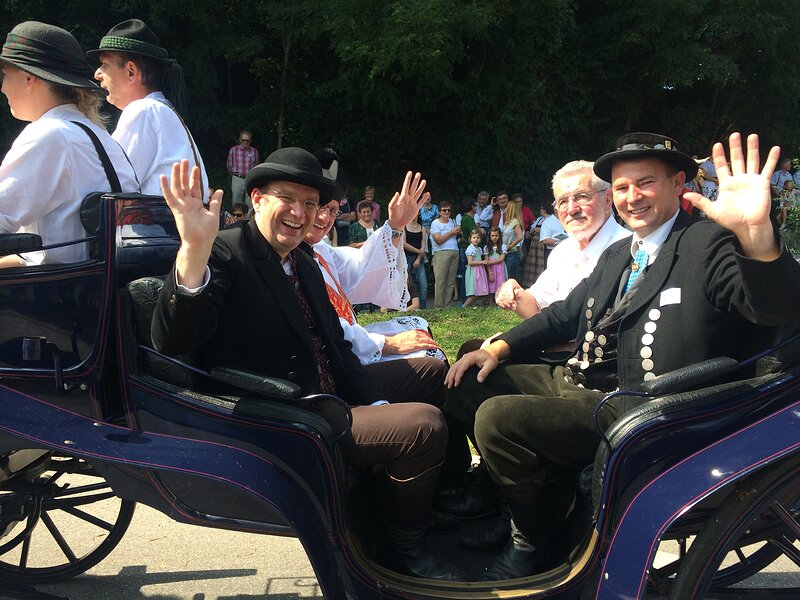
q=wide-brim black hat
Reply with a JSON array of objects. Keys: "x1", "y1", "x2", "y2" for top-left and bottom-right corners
[
  {"x1": 245, "y1": 147, "x2": 339, "y2": 201},
  {"x1": 1, "y1": 21, "x2": 101, "y2": 90},
  {"x1": 87, "y1": 19, "x2": 169, "y2": 63},
  {"x1": 594, "y1": 132, "x2": 698, "y2": 182}
]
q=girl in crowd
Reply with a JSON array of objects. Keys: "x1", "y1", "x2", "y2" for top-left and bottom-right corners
[
  {"x1": 485, "y1": 226, "x2": 508, "y2": 299},
  {"x1": 501, "y1": 198, "x2": 524, "y2": 280},
  {"x1": 462, "y1": 229, "x2": 490, "y2": 307},
  {"x1": 430, "y1": 200, "x2": 460, "y2": 308},
  {"x1": 404, "y1": 211, "x2": 428, "y2": 309}
]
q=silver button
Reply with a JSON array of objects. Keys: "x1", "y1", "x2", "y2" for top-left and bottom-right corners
[
  {"x1": 640, "y1": 346, "x2": 653, "y2": 359},
  {"x1": 594, "y1": 357, "x2": 603, "y2": 363},
  {"x1": 586, "y1": 320, "x2": 592, "y2": 330},
  {"x1": 585, "y1": 309, "x2": 593, "y2": 320},
  {"x1": 594, "y1": 347, "x2": 604, "y2": 358},
  {"x1": 582, "y1": 342, "x2": 591, "y2": 352},
  {"x1": 641, "y1": 333, "x2": 654, "y2": 346},
  {"x1": 642, "y1": 358, "x2": 654, "y2": 371},
  {"x1": 587, "y1": 297, "x2": 595, "y2": 307},
  {"x1": 580, "y1": 360, "x2": 590, "y2": 369},
  {"x1": 648, "y1": 308, "x2": 661, "y2": 321},
  {"x1": 567, "y1": 357, "x2": 579, "y2": 365},
  {"x1": 598, "y1": 334, "x2": 607, "y2": 346},
  {"x1": 585, "y1": 331, "x2": 595, "y2": 342},
  {"x1": 644, "y1": 322, "x2": 657, "y2": 334},
  {"x1": 643, "y1": 371, "x2": 656, "y2": 381}
]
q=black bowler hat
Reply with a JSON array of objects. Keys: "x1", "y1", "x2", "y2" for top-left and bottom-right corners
[
  {"x1": 87, "y1": 19, "x2": 169, "y2": 62},
  {"x1": 594, "y1": 132, "x2": 698, "y2": 183},
  {"x1": 245, "y1": 147, "x2": 339, "y2": 200},
  {"x1": 0, "y1": 21, "x2": 101, "y2": 90}
]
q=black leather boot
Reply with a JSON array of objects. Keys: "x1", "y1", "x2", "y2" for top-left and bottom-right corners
[
  {"x1": 458, "y1": 499, "x2": 510, "y2": 551},
  {"x1": 481, "y1": 483, "x2": 560, "y2": 580},
  {"x1": 436, "y1": 463, "x2": 501, "y2": 519},
  {"x1": 380, "y1": 466, "x2": 470, "y2": 581}
]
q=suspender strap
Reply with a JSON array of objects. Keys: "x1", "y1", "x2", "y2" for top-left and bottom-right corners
[
  {"x1": 162, "y1": 103, "x2": 205, "y2": 200},
  {"x1": 71, "y1": 121, "x2": 122, "y2": 193}
]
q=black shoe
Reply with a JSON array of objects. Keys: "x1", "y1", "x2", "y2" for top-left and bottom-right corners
[
  {"x1": 481, "y1": 539, "x2": 556, "y2": 580},
  {"x1": 436, "y1": 482, "x2": 500, "y2": 519},
  {"x1": 458, "y1": 512, "x2": 510, "y2": 552},
  {"x1": 430, "y1": 510, "x2": 461, "y2": 535}
]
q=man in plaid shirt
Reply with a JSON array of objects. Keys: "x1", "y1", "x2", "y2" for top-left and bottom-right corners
[{"x1": 227, "y1": 130, "x2": 259, "y2": 210}]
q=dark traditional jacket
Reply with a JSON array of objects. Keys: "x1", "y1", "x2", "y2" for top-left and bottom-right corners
[
  {"x1": 500, "y1": 211, "x2": 800, "y2": 392},
  {"x1": 152, "y1": 219, "x2": 384, "y2": 404}
]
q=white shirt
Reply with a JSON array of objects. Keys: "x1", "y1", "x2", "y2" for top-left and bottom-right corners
[
  {"x1": 630, "y1": 209, "x2": 680, "y2": 265},
  {"x1": 114, "y1": 92, "x2": 209, "y2": 196},
  {"x1": 430, "y1": 218, "x2": 459, "y2": 252},
  {"x1": 539, "y1": 214, "x2": 565, "y2": 241},
  {"x1": 0, "y1": 104, "x2": 139, "y2": 265},
  {"x1": 529, "y1": 216, "x2": 630, "y2": 309},
  {"x1": 477, "y1": 205, "x2": 494, "y2": 228},
  {"x1": 314, "y1": 224, "x2": 444, "y2": 365}
]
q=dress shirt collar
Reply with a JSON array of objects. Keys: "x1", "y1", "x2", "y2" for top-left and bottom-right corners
[
  {"x1": 630, "y1": 208, "x2": 680, "y2": 263},
  {"x1": 145, "y1": 90, "x2": 170, "y2": 107},
  {"x1": 583, "y1": 215, "x2": 625, "y2": 263},
  {"x1": 40, "y1": 104, "x2": 84, "y2": 120}
]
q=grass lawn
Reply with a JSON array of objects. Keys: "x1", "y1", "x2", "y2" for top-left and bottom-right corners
[{"x1": 358, "y1": 306, "x2": 523, "y2": 361}]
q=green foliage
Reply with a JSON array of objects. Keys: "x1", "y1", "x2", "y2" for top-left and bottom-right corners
[
  {"x1": 0, "y1": 1, "x2": 797, "y2": 203},
  {"x1": 359, "y1": 306, "x2": 522, "y2": 362}
]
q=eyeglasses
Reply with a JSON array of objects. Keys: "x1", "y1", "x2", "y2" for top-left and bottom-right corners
[
  {"x1": 232, "y1": 213, "x2": 246, "y2": 218},
  {"x1": 263, "y1": 189, "x2": 319, "y2": 211},
  {"x1": 317, "y1": 205, "x2": 339, "y2": 217},
  {"x1": 240, "y1": 138, "x2": 251, "y2": 143},
  {"x1": 440, "y1": 208, "x2": 451, "y2": 213},
  {"x1": 552, "y1": 190, "x2": 602, "y2": 213}
]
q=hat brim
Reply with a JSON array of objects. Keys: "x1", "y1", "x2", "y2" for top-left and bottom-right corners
[
  {"x1": 86, "y1": 47, "x2": 170, "y2": 63},
  {"x1": 245, "y1": 164, "x2": 339, "y2": 202},
  {"x1": 594, "y1": 149, "x2": 699, "y2": 183},
  {"x1": 2, "y1": 58, "x2": 101, "y2": 91}
]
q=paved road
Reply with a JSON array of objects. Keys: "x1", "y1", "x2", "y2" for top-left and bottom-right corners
[
  {"x1": 17, "y1": 503, "x2": 324, "y2": 600},
  {"x1": 4, "y1": 502, "x2": 798, "y2": 599}
]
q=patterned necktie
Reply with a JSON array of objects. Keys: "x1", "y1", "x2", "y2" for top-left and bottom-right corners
[
  {"x1": 625, "y1": 248, "x2": 648, "y2": 292},
  {"x1": 287, "y1": 253, "x2": 337, "y2": 394}
]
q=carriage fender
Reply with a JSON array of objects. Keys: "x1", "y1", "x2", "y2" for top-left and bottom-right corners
[{"x1": 595, "y1": 396, "x2": 800, "y2": 600}]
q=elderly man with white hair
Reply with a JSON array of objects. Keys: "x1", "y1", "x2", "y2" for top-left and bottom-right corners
[{"x1": 495, "y1": 160, "x2": 630, "y2": 319}]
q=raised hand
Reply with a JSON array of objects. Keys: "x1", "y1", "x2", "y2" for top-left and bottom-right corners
[
  {"x1": 386, "y1": 171, "x2": 428, "y2": 230},
  {"x1": 160, "y1": 160, "x2": 224, "y2": 288},
  {"x1": 684, "y1": 133, "x2": 780, "y2": 261}
]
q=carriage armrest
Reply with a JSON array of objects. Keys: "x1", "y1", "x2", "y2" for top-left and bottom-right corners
[
  {"x1": 210, "y1": 367, "x2": 301, "y2": 402},
  {"x1": 640, "y1": 357, "x2": 740, "y2": 396},
  {"x1": 0, "y1": 233, "x2": 43, "y2": 255}
]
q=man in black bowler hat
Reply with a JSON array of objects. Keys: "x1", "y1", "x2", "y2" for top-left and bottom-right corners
[
  {"x1": 151, "y1": 150, "x2": 467, "y2": 581},
  {"x1": 88, "y1": 19, "x2": 208, "y2": 197},
  {"x1": 444, "y1": 132, "x2": 800, "y2": 579}
]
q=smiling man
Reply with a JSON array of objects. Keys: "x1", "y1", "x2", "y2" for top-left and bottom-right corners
[
  {"x1": 445, "y1": 132, "x2": 800, "y2": 580},
  {"x1": 495, "y1": 161, "x2": 630, "y2": 319},
  {"x1": 88, "y1": 19, "x2": 208, "y2": 196},
  {"x1": 152, "y1": 148, "x2": 465, "y2": 581}
]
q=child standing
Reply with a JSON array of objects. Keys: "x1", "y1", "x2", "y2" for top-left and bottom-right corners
[
  {"x1": 463, "y1": 229, "x2": 489, "y2": 307},
  {"x1": 485, "y1": 226, "x2": 508, "y2": 301}
]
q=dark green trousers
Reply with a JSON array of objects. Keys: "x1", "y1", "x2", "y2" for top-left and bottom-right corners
[{"x1": 446, "y1": 363, "x2": 617, "y2": 487}]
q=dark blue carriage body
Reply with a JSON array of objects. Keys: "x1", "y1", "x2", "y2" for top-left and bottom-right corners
[{"x1": 0, "y1": 195, "x2": 797, "y2": 599}]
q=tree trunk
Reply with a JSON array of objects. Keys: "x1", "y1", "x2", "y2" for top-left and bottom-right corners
[{"x1": 277, "y1": 29, "x2": 293, "y2": 149}]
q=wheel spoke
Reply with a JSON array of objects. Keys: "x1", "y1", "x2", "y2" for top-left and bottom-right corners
[
  {"x1": 52, "y1": 482, "x2": 110, "y2": 497},
  {"x1": 40, "y1": 512, "x2": 77, "y2": 564},
  {"x1": 47, "y1": 491, "x2": 117, "y2": 509},
  {"x1": 18, "y1": 531, "x2": 30, "y2": 571},
  {"x1": 770, "y1": 535, "x2": 800, "y2": 567},
  {"x1": 59, "y1": 506, "x2": 115, "y2": 532},
  {"x1": 769, "y1": 500, "x2": 800, "y2": 538}
]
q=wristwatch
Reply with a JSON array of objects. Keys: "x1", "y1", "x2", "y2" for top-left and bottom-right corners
[{"x1": 390, "y1": 228, "x2": 404, "y2": 239}]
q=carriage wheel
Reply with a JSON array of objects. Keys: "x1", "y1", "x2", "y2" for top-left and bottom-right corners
[
  {"x1": 667, "y1": 454, "x2": 800, "y2": 599},
  {"x1": 0, "y1": 455, "x2": 135, "y2": 584}
]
